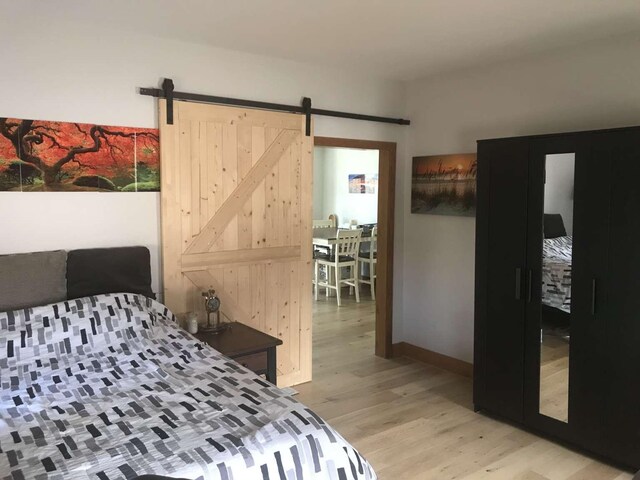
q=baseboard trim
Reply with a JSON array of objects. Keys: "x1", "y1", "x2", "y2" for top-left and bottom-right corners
[{"x1": 392, "y1": 342, "x2": 473, "y2": 378}]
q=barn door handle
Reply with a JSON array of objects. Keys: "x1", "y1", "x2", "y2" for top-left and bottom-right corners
[
  {"x1": 591, "y1": 279, "x2": 597, "y2": 315},
  {"x1": 515, "y1": 268, "x2": 522, "y2": 300}
]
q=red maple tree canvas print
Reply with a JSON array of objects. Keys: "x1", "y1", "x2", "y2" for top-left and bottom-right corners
[{"x1": 0, "y1": 118, "x2": 159, "y2": 192}]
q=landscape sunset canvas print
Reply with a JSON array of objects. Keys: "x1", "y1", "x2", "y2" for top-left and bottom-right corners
[
  {"x1": 411, "y1": 153, "x2": 477, "y2": 216},
  {"x1": 0, "y1": 117, "x2": 159, "y2": 192}
]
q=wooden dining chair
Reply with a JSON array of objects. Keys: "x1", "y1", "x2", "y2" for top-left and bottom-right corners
[
  {"x1": 358, "y1": 226, "x2": 377, "y2": 300},
  {"x1": 314, "y1": 229, "x2": 362, "y2": 306}
]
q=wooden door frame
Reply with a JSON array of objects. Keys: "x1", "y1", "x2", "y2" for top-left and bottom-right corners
[{"x1": 314, "y1": 136, "x2": 396, "y2": 358}]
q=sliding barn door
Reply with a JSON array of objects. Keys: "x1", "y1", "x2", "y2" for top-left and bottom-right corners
[{"x1": 159, "y1": 100, "x2": 313, "y2": 386}]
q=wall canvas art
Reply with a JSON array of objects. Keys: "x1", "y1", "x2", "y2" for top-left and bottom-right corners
[
  {"x1": 348, "y1": 173, "x2": 377, "y2": 194},
  {"x1": 411, "y1": 153, "x2": 477, "y2": 216},
  {"x1": 365, "y1": 173, "x2": 378, "y2": 194},
  {"x1": 0, "y1": 117, "x2": 159, "y2": 192},
  {"x1": 348, "y1": 174, "x2": 365, "y2": 193}
]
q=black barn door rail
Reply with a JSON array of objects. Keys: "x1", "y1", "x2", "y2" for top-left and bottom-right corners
[{"x1": 139, "y1": 78, "x2": 410, "y2": 136}]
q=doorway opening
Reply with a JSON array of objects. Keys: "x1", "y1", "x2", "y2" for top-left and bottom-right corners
[{"x1": 311, "y1": 137, "x2": 396, "y2": 360}]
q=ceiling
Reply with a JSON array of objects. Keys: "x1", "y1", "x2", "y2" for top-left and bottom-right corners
[{"x1": 12, "y1": 0, "x2": 640, "y2": 80}]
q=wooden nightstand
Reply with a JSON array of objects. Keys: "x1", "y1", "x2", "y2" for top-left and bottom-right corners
[{"x1": 194, "y1": 322, "x2": 283, "y2": 384}]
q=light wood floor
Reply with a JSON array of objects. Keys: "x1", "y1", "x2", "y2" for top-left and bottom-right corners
[
  {"x1": 540, "y1": 334, "x2": 570, "y2": 423},
  {"x1": 297, "y1": 293, "x2": 633, "y2": 480}
]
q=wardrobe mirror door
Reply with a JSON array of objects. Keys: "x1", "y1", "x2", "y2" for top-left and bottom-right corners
[{"x1": 539, "y1": 153, "x2": 575, "y2": 423}]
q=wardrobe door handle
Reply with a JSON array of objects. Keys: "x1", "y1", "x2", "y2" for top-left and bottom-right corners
[
  {"x1": 591, "y1": 279, "x2": 597, "y2": 315},
  {"x1": 527, "y1": 270, "x2": 533, "y2": 303},
  {"x1": 515, "y1": 268, "x2": 522, "y2": 300}
]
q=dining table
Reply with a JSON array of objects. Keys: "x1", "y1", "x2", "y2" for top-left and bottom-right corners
[{"x1": 311, "y1": 227, "x2": 372, "y2": 248}]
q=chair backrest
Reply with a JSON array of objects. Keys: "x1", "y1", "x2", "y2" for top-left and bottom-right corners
[
  {"x1": 368, "y1": 226, "x2": 378, "y2": 260},
  {"x1": 336, "y1": 229, "x2": 362, "y2": 258},
  {"x1": 313, "y1": 219, "x2": 333, "y2": 229}
]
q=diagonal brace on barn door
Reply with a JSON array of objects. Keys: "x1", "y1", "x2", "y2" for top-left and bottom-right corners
[{"x1": 185, "y1": 129, "x2": 300, "y2": 255}]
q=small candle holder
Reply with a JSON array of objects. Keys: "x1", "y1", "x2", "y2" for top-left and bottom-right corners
[{"x1": 186, "y1": 312, "x2": 199, "y2": 334}]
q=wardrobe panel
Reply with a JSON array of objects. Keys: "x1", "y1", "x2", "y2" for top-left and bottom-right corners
[
  {"x1": 601, "y1": 128, "x2": 640, "y2": 468},
  {"x1": 474, "y1": 138, "x2": 529, "y2": 421},
  {"x1": 519, "y1": 134, "x2": 611, "y2": 451},
  {"x1": 568, "y1": 133, "x2": 611, "y2": 452},
  {"x1": 524, "y1": 139, "x2": 577, "y2": 428}
]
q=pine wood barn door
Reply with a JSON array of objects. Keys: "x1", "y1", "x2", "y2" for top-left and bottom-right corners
[{"x1": 159, "y1": 100, "x2": 313, "y2": 386}]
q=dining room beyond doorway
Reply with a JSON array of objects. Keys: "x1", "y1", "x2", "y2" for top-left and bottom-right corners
[{"x1": 312, "y1": 145, "x2": 380, "y2": 354}]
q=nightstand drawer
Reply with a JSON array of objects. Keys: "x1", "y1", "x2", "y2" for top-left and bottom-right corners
[
  {"x1": 195, "y1": 322, "x2": 281, "y2": 384},
  {"x1": 233, "y1": 351, "x2": 268, "y2": 373}
]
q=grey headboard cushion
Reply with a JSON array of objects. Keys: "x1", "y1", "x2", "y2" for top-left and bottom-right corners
[
  {"x1": 66, "y1": 246, "x2": 155, "y2": 300},
  {"x1": 0, "y1": 250, "x2": 67, "y2": 311}
]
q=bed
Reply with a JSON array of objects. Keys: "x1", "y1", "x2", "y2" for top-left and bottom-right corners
[
  {"x1": 0, "y1": 247, "x2": 375, "y2": 480},
  {"x1": 541, "y1": 214, "x2": 572, "y2": 315}
]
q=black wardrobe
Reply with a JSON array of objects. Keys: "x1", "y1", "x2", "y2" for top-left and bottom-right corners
[{"x1": 474, "y1": 125, "x2": 640, "y2": 469}]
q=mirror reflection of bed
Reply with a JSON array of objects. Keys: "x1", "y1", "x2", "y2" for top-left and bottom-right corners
[
  {"x1": 539, "y1": 152, "x2": 575, "y2": 423},
  {"x1": 540, "y1": 216, "x2": 572, "y2": 423}
]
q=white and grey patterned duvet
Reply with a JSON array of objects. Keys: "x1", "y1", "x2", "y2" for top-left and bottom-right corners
[
  {"x1": 542, "y1": 236, "x2": 572, "y2": 313},
  {"x1": 0, "y1": 294, "x2": 375, "y2": 480}
]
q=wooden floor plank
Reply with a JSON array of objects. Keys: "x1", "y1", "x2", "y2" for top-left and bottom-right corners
[{"x1": 297, "y1": 292, "x2": 634, "y2": 480}]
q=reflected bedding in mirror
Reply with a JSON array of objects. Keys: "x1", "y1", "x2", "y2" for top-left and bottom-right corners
[{"x1": 542, "y1": 235, "x2": 573, "y2": 313}]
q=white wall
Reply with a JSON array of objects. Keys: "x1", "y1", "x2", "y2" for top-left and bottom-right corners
[
  {"x1": 0, "y1": 19, "x2": 406, "y2": 316},
  {"x1": 544, "y1": 154, "x2": 575, "y2": 235},
  {"x1": 402, "y1": 35, "x2": 640, "y2": 363},
  {"x1": 312, "y1": 153, "x2": 326, "y2": 219},
  {"x1": 314, "y1": 147, "x2": 379, "y2": 226}
]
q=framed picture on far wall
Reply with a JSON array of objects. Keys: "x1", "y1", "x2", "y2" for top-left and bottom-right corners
[
  {"x1": 348, "y1": 173, "x2": 377, "y2": 194},
  {"x1": 348, "y1": 174, "x2": 366, "y2": 193},
  {"x1": 411, "y1": 153, "x2": 477, "y2": 217},
  {"x1": 365, "y1": 173, "x2": 378, "y2": 194}
]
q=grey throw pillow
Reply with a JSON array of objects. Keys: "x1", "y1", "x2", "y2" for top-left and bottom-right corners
[{"x1": 0, "y1": 250, "x2": 67, "y2": 312}]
